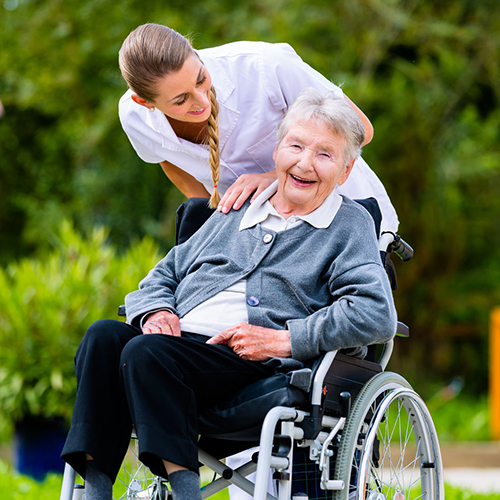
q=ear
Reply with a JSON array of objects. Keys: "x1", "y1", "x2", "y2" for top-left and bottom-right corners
[
  {"x1": 337, "y1": 158, "x2": 356, "y2": 186},
  {"x1": 272, "y1": 146, "x2": 277, "y2": 163},
  {"x1": 131, "y1": 93, "x2": 154, "y2": 110}
]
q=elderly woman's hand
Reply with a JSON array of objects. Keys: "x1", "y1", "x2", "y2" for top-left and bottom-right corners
[
  {"x1": 217, "y1": 171, "x2": 277, "y2": 214},
  {"x1": 142, "y1": 310, "x2": 181, "y2": 336},
  {"x1": 207, "y1": 323, "x2": 291, "y2": 361}
]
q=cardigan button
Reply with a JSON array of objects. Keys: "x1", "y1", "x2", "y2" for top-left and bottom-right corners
[
  {"x1": 247, "y1": 296, "x2": 260, "y2": 306},
  {"x1": 263, "y1": 233, "x2": 273, "y2": 244}
]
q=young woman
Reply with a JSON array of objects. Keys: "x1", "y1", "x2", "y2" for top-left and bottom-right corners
[{"x1": 118, "y1": 23, "x2": 398, "y2": 232}]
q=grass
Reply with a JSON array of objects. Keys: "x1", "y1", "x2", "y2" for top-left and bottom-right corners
[
  {"x1": 426, "y1": 393, "x2": 490, "y2": 442},
  {"x1": 0, "y1": 460, "x2": 499, "y2": 500},
  {"x1": 0, "y1": 460, "x2": 230, "y2": 500},
  {"x1": 444, "y1": 484, "x2": 500, "y2": 500}
]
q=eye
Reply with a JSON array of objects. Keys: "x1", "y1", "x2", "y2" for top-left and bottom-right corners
[
  {"x1": 319, "y1": 152, "x2": 331, "y2": 159},
  {"x1": 197, "y1": 74, "x2": 207, "y2": 86},
  {"x1": 175, "y1": 95, "x2": 188, "y2": 106}
]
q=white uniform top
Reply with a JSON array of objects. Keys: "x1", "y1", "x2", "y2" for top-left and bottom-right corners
[{"x1": 119, "y1": 41, "x2": 399, "y2": 231}]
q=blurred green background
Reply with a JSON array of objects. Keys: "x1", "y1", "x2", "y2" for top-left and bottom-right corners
[{"x1": 0, "y1": 0, "x2": 499, "y2": 440}]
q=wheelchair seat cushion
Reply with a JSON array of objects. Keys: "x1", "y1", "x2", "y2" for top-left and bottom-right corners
[{"x1": 198, "y1": 372, "x2": 308, "y2": 440}]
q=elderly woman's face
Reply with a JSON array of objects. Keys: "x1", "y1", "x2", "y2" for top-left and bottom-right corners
[{"x1": 272, "y1": 119, "x2": 354, "y2": 215}]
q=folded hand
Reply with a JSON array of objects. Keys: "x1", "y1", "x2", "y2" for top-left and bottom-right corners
[{"x1": 207, "y1": 322, "x2": 291, "y2": 361}]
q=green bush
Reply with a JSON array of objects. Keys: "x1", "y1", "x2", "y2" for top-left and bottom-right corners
[
  {"x1": 0, "y1": 220, "x2": 162, "y2": 430},
  {"x1": 0, "y1": 461, "x2": 62, "y2": 500}
]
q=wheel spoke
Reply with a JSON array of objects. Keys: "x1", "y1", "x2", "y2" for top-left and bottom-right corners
[
  {"x1": 332, "y1": 372, "x2": 443, "y2": 500},
  {"x1": 113, "y1": 438, "x2": 162, "y2": 500}
]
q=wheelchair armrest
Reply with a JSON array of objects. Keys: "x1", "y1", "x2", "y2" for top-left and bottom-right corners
[
  {"x1": 310, "y1": 351, "x2": 338, "y2": 406},
  {"x1": 377, "y1": 339, "x2": 393, "y2": 370}
]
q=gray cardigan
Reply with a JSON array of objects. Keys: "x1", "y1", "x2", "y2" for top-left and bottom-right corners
[{"x1": 125, "y1": 197, "x2": 397, "y2": 372}]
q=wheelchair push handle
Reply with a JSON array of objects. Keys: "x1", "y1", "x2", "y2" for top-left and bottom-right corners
[
  {"x1": 380, "y1": 232, "x2": 414, "y2": 262},
  {"x1": 390, "y1": 234, "x2": 414, "y2": 261}
]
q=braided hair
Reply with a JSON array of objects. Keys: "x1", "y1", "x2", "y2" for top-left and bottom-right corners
[{"x1": 207, "y1": 86, "x2": 220, "y2": 208}]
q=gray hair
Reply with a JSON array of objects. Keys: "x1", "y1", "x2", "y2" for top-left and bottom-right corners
[{"x1": 277, "y1": 88, "x2": 365, "y2": 166}]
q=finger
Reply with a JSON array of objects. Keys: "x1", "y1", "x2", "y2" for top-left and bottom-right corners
[
  {"x1": 151, "y1": 312, "x2": 181, "y2": 336},
  {"x1": 217, "y1": 183, "x2": 238, "y2": 212},
  {"x1": 250, "y1": 184, "x2": 267, "y2": 203},
  {"x1": 232, "y1": 187, "x2": 257, "y2": 211},
  {"x1": 206, "y1": 330, "x2": 234, "y2": 345},
  {"x1": 158, "y1": 324, "x2": 173, "y2": 336},
  {"x1": 218, "y1": 175, "x2": 256, "y2": 212},
  {"x1": 142, "y1": 322, "x2": 160, "y2": 334},
  {"x1": 218, "y1": 188, "x2": 243, "y2": 213},
  {"x1": 154, "y1": 319, "x2": 173, "y2": 336},
  {"x1": 168, "y1": 317, "x2": 181, "y2": 337}
]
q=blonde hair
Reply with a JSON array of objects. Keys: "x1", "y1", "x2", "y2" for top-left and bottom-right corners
[
  {"x1": 119, "y1": 23, "x2": 221, "y2": 207},
  {"x1": 207, "y1": 87, "x2": 221, "y2": 208}
]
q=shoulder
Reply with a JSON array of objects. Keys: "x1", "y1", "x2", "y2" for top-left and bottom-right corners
[
  {"x1": 182, "y1": 202, "x2": 249, "y2": 243},
  {"x1": 200, "y1": 41, "x2": 301, "y2": 81},
  {"x1": 200, "y1": 42, "x2": 301, "y2": 112},
  {"x1": 118, "y1": 89, "x2": 170, "y2": 164},
  {"x1": 118, "y1": 89, "x2": 135, "y2": 118},
  {"x1": 339, "y1": 196, "x2": 379, "y2": 223},
  {"x1": 118, "y1": 89, "x2": 146, "y2": 128},
  {"x1": 199, "y1": 41, "x2": 297, "y2": 60},
  {"x1": 334, "y1": 197, "x2": 380, "y2": 244}
]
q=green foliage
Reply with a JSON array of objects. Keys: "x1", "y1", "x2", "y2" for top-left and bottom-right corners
[
  {"x1": 0, "y1": 220, "x2": 162, "y2": 425},
  {"x1": 0, "y1": 461, "x2": 63, "y2": 500},
  {"x1": 0, "y1": 0, "x2": 499, "y2": 387},
  {"x1": 427, "y1": 394, "x2": 490, "y2": 442}
]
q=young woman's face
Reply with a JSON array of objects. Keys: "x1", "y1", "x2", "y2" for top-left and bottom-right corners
[{"x1": 136, "y1": 54, "x2": 212, "y2": 123}]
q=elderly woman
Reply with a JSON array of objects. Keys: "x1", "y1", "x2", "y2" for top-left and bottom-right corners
[{"x1": 61, "y1": 88, "x2": 397, "y2": 500}]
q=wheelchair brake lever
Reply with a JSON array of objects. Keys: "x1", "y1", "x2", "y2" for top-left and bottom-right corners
[{"x1": 339, "y1": 392, "x2": 351, "y2": 418}]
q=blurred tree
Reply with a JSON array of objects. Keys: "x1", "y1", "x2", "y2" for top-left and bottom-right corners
[{"x1": 0, "y1": 0, "x2": 499, "y2": 392}]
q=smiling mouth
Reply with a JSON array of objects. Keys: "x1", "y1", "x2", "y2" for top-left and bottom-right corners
[
  {"x1": 188, "y1": 108, "x2": 206, "y2": 115},
  {"x1": 291, "y1": 174, "x2": 316, "y2": 185}
]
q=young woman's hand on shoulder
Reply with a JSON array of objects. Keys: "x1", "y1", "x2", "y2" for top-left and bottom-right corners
[{"x1": 217, "y1": 170, "x2": 277, "y2": 213}]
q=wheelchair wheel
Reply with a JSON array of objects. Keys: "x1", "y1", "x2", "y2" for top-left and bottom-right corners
[
  {"x1": 113, "y1": 434, "x2": 168, "y2": 500},
  {"x1": 332, "y1": 372, "x2": 443, "y2": 500}
]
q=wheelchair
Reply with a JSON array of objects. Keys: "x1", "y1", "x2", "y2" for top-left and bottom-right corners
[{"x1": 59, "y1": 198, "x2": 444, "y2": 500}]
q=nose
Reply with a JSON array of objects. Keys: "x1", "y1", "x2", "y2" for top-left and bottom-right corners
[
  {"x1": 296, "y1": 148, "x2": 315, "y2": 170},
  {"x1": 193, "y1": 88, "x2": 210, "y2": 109}
]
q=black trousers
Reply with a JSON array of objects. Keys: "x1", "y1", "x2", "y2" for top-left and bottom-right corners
[{"x1": 61, "y1": 319, "x2": 276, "y2": 480}]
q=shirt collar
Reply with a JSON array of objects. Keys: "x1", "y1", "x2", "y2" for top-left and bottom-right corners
[{"x1": 239, "y1": 180, "x2": 343, "y2": 231}]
